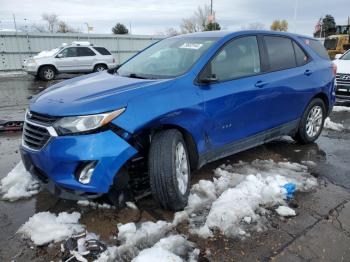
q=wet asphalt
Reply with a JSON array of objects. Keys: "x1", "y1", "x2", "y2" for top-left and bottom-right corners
[{"x1": 0, "y1": 74, "x2": 349, "y2": 261}]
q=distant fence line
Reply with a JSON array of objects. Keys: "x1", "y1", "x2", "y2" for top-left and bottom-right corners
[{"x1": 0, "y1": 32, "x2": 164, "y2": 71}]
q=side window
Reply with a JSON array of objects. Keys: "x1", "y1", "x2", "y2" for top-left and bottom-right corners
[
  {"x1": 93, "y1": 47, "x2": 112, "y2": 55},
  {"x1": 78, "y1": 47, "x2": 96, "y2": 57},
  {"x1": 59, "y1": 47, "x2": 78, "y2": 58},
  {"x1": 209, "y1": 36, "x2": 261, "y2": 81},
  {"x1": 264, "y1": 36, "x2": 296, "y2": 71},
  {"x1": 293, "y1": 41, "x2": 309, "y2": 66}
]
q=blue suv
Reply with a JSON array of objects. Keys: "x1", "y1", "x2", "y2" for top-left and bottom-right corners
[{"x1": 20, "y1": 31, "x2": 336, "y2": 210}]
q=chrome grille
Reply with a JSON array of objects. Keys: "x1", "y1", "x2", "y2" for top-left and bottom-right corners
[
  {"x1": 22, "y1": 111, "x2": 58, "y2": 150},
  {"x1": 336, "y1": 73, "x2": 350, "y2": 86}
]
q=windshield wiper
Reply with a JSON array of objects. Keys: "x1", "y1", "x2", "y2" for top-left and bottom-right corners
[{"x1": 128, "y1": 73, "x2": 148, "y2": 79}]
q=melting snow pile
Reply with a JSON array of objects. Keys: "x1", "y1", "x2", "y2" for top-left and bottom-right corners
[
  {"x1": 0, "y1": 162, "x2": 39, "y2": 201},
  {"x1": 324, "y1": 117, "x2": 344, "y2": 131},
  {"x1": 132, "y1": 235, "x2": 194, "y2": 262},
  {"x1": 96, "y1": 221, "x2": 195, "y2": 261},
  {"x1": 18, "y1": 212, "x2": 84, "y2": 245},
  {"x1": 177, "y1": 160, "x2": 317, "y2": 237}
]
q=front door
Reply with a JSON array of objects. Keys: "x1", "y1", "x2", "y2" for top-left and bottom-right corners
[
  {"x1": 55, "y1": 47, "x2": 79, "y2": 72},
  {"x1": 199, "y1": 36, "x2": 267, "y2": 151}
]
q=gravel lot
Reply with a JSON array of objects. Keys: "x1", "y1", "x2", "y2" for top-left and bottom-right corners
[{"x1": 0, "y1": 73, "x2": 350, "y2": 262}]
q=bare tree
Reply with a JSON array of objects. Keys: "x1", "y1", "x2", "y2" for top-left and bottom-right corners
[
  {"x1": 42, "y1": 13, "x2": 59, "y2": 33},
  {"x1": 57, "y1": 21, "x2": 77, "y2": 33},
  {"x1": 180, "y1": 5, "x2": 217, "y2": 33},
  {"x1": 165, "y1": 27, "x2": 180, "y2": 36}
]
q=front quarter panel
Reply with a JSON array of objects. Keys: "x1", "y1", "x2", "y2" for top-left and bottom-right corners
[{"x1": 112, "y1": 75, "x2": 207, "y2": 153}]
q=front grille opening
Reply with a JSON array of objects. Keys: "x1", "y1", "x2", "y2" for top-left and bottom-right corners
[
  {"x1": 23, "y1": 122, "x2": 51, "y2": 150},
  {"x1": 27, "y1": 111, "x2": 58, "y2": 125}
]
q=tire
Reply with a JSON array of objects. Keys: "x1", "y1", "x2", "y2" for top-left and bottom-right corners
[
  {"x1": 149, "y1": 129, "x2": 191, "y2": 211},
  {"x1": 38, "y1": 65, "x2": 56, "y2": 81},
  {"x1": 293, "y1": 98, "x2": 326, "y2": 144},
  {"x1": 94, "y1": 64, "x2": 107, "y2": 72}
]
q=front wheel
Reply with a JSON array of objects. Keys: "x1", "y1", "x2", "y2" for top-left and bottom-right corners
[
  {"x1": 149, "y1": 129, "x2": 191, "y2": 211},
  {"x1": 93, "y1": 64, "x2": 107, "y2": 72},
  {"x1": 38, "y1": 66, "x2": 56, "y2": 81},
  {"x1": 293, "y1": 98, "x2": 326, "y2": 144}
]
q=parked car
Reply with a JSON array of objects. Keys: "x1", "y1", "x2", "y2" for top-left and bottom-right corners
[
  {"x1": 334, "y1": 50, "x2": 350, "y2": 102},
  {"x1": 23, "y1": 41, "x2": 116, "y2": 81},
  {"x1": 20, "y1": 31, "x2": 336, "y2": 210}
]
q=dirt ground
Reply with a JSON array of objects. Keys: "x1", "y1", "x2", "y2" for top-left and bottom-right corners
[{"x1": 0, "y1": 74, "x2": 350, "y2": 262}]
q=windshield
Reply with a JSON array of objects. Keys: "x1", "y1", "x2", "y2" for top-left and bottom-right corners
[
  {"x1": 117, "y1": 37, "x2": 218, "y2": 79},
  {"x1": 35, "y1": 47, "x2": 62, "y2": 58},
  {"x1": 340, "y1": 50, "x2": 350, "y2": 60}
]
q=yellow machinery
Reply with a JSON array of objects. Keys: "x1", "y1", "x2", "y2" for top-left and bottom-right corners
[{"x1": 324, "y1": 35, "x2": 349, "y2": 59}]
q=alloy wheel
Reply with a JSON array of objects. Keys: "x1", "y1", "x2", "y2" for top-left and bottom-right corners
[
  {"x1": 175, "y1": 142, "x2": 189, "y2": 195},
  {"x1": 306, "y1": 105, "x2": 323, "y2": 138}
]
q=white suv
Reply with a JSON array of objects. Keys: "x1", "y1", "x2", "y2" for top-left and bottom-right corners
[{"x1": 23, "y1": 42, "x2": 116, "y2": 81}]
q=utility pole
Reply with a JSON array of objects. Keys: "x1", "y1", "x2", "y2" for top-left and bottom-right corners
[
  {"x1": 293, "y1": 0, "x2": 298, "y2": 33},
  {"x1": 13, "y1": 14, "x2": 18, "y2": 32}
]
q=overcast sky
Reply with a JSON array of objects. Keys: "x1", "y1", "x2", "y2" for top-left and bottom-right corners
[{"x1": 0, "y1": 0, "x2": 349, "y2": 35}]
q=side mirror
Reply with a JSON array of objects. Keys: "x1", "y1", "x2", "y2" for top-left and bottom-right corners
[
  {"x1": 198, "y1": 74, "x2": 218, "y2": 84},
  {"x1": 334, "y1": 54, "x2": 342, "y2": 60},
  {"x1": 56, "y1": 53, "x2": 63, "y2": 58}
]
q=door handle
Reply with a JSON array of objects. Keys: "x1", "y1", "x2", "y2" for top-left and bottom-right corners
[
  {"x1": 255, "y1": 80, "x2": 268, "y2": 88},
  {"x1": 304, "y1": 69, "x2": 313, "y2": 76}
]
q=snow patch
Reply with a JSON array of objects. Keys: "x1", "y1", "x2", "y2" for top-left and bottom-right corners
[
  {"x1": 0, "y1": 162, "x2": 39, "y2": 201},
  {"x1": 77, "y1": 200, "x2": 113, "y2": 209},
  {"x1": 132, "y1": 235, "x2": 192, "y2": 262},
  {"x1": 276, "y1": 206, "x2": 296, "y2": 217},
  {"x1": 333, "y1": 106, "x2": 350, "y2": 112},
  {"x1": 34, "y1": 48, "x2": 60, "y2": 58},
  {"x1": 324, "y1": 117, "x2": 344, "y2": 131},
  {"x1": 17, "y1": 212, "x2": 84, "y2": 245}
]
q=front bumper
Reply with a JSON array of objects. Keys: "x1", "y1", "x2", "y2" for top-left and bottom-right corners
[
  {"x1": 22, "y1": 63, "x2": 39, "y2": 75},
  {"x1": 335, "y1": 84, "x2": 350, "y2": 103},
  {"x1": 20, "y1": 130, "x2": 138, "y2": 197}
]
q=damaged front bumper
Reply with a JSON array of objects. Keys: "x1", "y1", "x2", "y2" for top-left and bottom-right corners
[{"x1": 20, "y1": 130, "x2": 138, "y2": 200}]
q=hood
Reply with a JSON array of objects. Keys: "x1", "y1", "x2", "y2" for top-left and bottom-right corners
[
  {"x1": 334, "y1": 59, "x2": 350, "y2": 74},
  {"x1": 30, "y1": 71, "x2": 172, "y2": 116}
]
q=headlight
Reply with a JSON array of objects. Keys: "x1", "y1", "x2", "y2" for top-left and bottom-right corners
[{"x1": 53, "y1": 108, "x2": 125, "y2": 135}]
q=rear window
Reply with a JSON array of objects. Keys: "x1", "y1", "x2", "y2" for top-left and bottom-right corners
[
  {"x1": 301, "y1": 38, "x2": 330, "y2": 60},
  {"x1": 264, "y1": 36, "x2": 296, "y2": 71},
  {"x1": 93, "y1": 47, "x2": 112, "y2": 55}
]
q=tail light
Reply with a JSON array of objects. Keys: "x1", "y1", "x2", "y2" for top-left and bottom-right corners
[{"x1": 332, "y1": 63, "x2": 337, "y2": 77}]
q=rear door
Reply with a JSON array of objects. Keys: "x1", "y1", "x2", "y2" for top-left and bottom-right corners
[
  {"x1": 259, "y1": 35, "x2": 314, "y2": 127},
  {"x1": 55, "y1": 47, "x2": 79, "y2": 72},
  {"x1": 76, "y1": 47, "x2": 97, "y2": 72}
]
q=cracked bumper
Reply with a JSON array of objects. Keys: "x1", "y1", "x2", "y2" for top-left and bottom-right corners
[{"x1": 20, "y1": 130, "x2": 137, "y2": 195}]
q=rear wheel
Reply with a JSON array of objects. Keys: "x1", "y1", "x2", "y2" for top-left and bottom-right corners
[
  {"x1": 149, "y1": 129, "x2": 191, "y2": 211},
  {"x1": 293, "y1": 98, "x2": 326, "y2": 144},
  {"x1": 94, "y1": 64, "x2": 107, "y2": 72},
  {"x1": 38, "y1": 65, "x2": 56, "y2": 81}
]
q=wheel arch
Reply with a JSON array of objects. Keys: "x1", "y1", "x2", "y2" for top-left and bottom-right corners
[
  {"x1": 37, "y1": 64, "x2": 58, "y2": 74},
  {"x1": 131, "y1": 123, "x2": 200, "y2": 170},
  {"x1": 312, "y1": 92, "x2": 330, "y2": 115},
  {"x1": 93, "y1": 63, "x2": 108, "y2": 70},
  {"x1": 156, "y1": 124, "x2": 199, "y2": 169}
]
